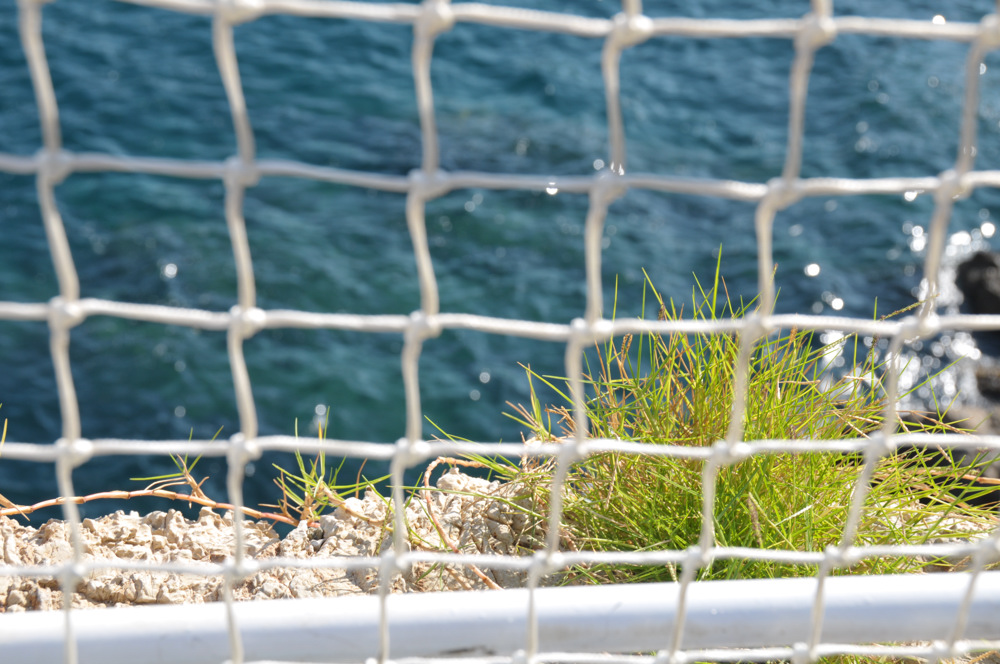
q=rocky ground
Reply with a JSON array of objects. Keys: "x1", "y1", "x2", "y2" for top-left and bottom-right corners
[
  {"x1": 0, "y1": 469, "x2": 539, "y2": 611},
  {"x1": 2, "y1": 469, "x2": 998, "y2": 663}
]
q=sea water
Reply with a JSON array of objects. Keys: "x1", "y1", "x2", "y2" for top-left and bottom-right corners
[{"x1": 1, "y1": 0, "x2": 1000, "y2": 515}]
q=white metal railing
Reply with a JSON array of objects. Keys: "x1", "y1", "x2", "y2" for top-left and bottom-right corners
[{"x1": 3, "y1": 1, "x2": 1000, "y2": 663}]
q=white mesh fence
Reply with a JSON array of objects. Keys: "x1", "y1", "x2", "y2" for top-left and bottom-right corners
[{"x1": 3, "y1": 0, "x2": 1000, "y2": 662}]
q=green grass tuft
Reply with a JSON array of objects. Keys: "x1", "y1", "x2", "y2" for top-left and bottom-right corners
[{"x1": 469, "y1": 262, "x2": 996, "y2": 584}]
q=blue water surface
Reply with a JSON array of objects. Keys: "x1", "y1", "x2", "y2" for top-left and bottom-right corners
[{"x1": 2, "y1": 0, "x2": 1000, "y2": 519}]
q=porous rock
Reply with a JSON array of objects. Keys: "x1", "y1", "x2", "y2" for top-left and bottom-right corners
[
  {"x1": 0, "y1": 470, "x2": 540, "y2": 612},
  {"x1": 957, "y1": 251, "x2": 1000, "y2": 315}
]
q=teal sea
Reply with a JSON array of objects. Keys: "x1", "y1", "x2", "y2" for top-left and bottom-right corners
[{"x1": 2, "y1": 0, "x2": 1000, "y2": 517}]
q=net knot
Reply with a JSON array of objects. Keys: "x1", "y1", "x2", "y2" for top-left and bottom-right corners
[
  {"x1": 972, "y1": 535, "x2": 1000, "y2": 568},
  {"x1": 823, "y1": 543, "x2": 853, "y2": 569},
  {"x1": 899, "y1": 312, "x2": 939, "y2": 341},
  {"x1": 653, "y1": 651, "x2": 686, "y2": 664},
  {"x1": 740, "y1": 312, "x2": 770, "y2": 343},
  {"x1": 214, "y1": 0, "x2": 264, "y2": 25},
  {"x1": 569, "y1": 317, "x2": 613, "y2": 347},
  {"x1": 558, "y1": 437, "x2": 585, "y2": 466},
  {"x1": 395, "y1": 436, "x2": 431, "y2": 468},
  {"x1": 544, "y1": 550, "x2": 566, "y2": 573},
  {"x1": 796, "y1": 13, "x2": 837, "y2": 51},
  {"x1": 224, "y1": 155, "x2": 260, "y2": 188},
  {"x1": 711, "y1": 439, "x2": 750, "y2": 466},
  {"x1": 529, "y1": 549, "x2": 559, "y2": 579},
  {"x1": 56, "y1": 437, "x2": 93, "y2": 469},
  {"x1": 928, "y1": 640, "x2": 956, "y2": 663},
  {"x1": 223, "y1": 555, "x2": 260, "y2": 581},
  {"x1": 863, "y1": 431, "x2": 891, "y2": 462},
  {"x1": 416, "y1": 0, "x2": 455, "y2": 38},
  {"x1": 408, "y1": 309, "x2": 442, "y2": 339},
  {"x1": 935, "y1": 169, "x2": 969, "y2": 202},
  {"x1": 609, "y1": 12, "x2": 653, "y2": 49},
  {"x1": 48, "y1": 296, "x2": 85, "y2": 331},
  {"x1": 408, "y1": 168, "x2": 450, "y2": 201},
  {"x1": 35, "y1": 148, "x2": 72, "y2": 186},
  {"x1": 60, "y1": 563, "x2": 86, "y2": 592},
  {"x1": 790, "y1": 642, "x2": 814, "y2": 664},
  {"x1": 978, "y1": 14, "x2": 1000, "y2": 50},
  {"x1": 230, "y1": 305, "x2": 266, "y2": 339},
  {"x1": 915, "y1": 312, "x2": 940, "y2": 338},
  {"x1": 228, "y1": 432, "x2": 261, "y2": 466},
  {"x1": 684, "y1": 545, "x2": 710, "y2": 571},
  {"x1": 763, "y1": 177, "x2": 803, "y2": 211},
  {"x1": 591, "y1": 169, "x2": 628, "y2": 207},
  {"x1": 381, "y1": 550, "x2": 407, "y2": 577}
]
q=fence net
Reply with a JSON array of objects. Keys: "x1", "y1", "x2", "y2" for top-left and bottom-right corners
[{"x1": 3, "y1": 0, "x2": 1000, "y2": 662}]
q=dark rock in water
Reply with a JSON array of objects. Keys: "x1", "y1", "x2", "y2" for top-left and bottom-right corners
[
  {"x1": 955, "y1": 251, "x2": 1000, "y2": 356},
  {"x1": 976, "y1": 365, "x2": 1000, "y2": 401},
  {"x1": 957, "y1": 251, "x2": 1000, "y2": 315}
]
